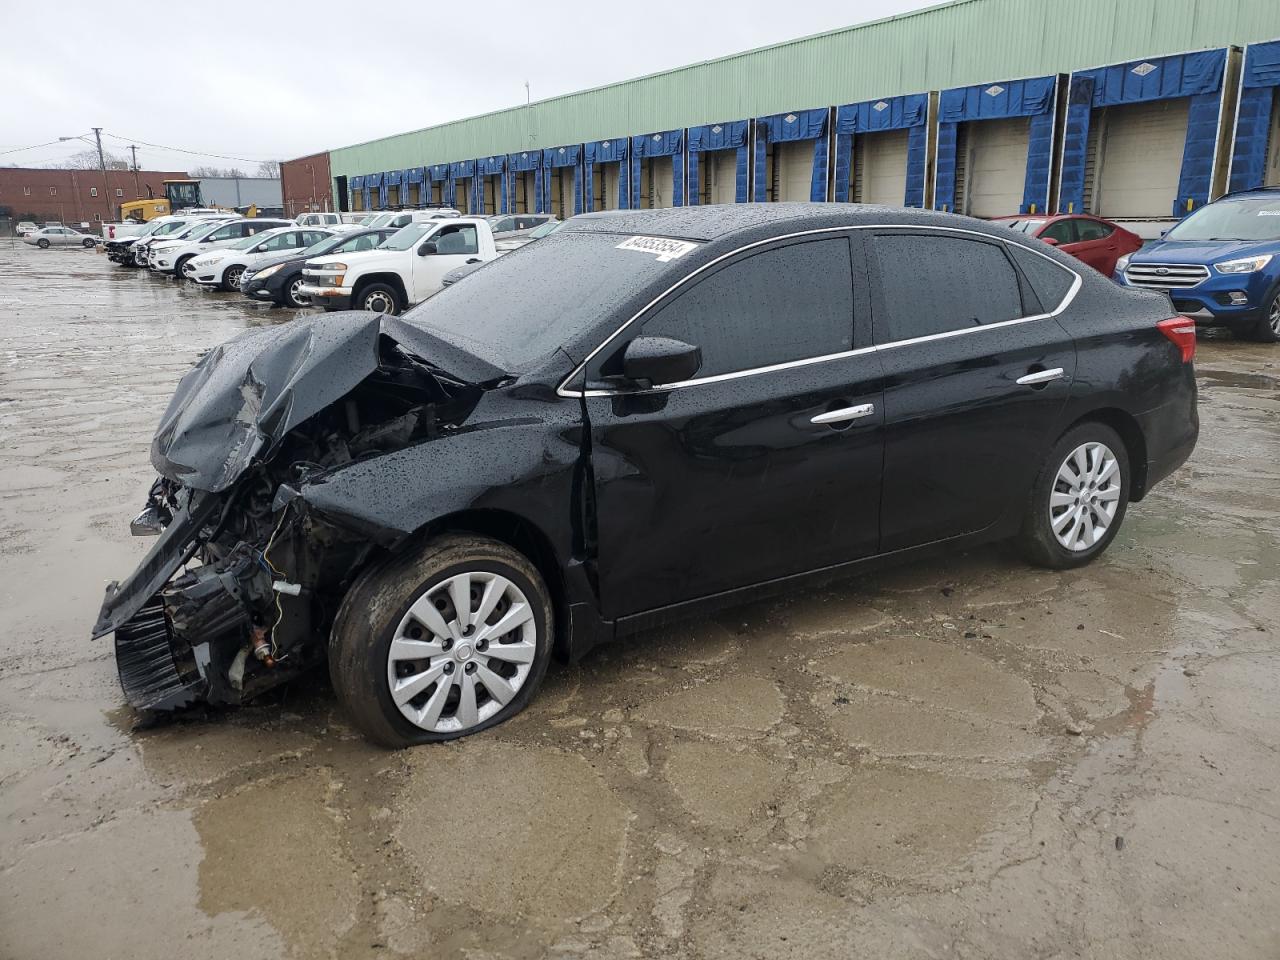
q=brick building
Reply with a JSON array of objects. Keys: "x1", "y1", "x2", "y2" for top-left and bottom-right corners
[
  {"x1": 0, "y1": 167, "x2": 189, "y2": 225},
  {"x1": 280, "y1": 152, "x2": 332, "y2": 216}
]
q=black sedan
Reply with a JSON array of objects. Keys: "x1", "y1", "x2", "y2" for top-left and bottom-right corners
[
  {"x1": 94, "y1": 204, "x2": 1198, "y2": 747},
  {"x1": 240, "y1": 228, "x2": 396, "y2": 307}
]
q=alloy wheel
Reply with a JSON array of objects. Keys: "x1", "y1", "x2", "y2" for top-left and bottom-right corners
[
  {"x1": 1269, "y1": 295, "x2": 1280, "y2": 337},
  {"x1": 385, "y1": 572, "x2": 537, "y2": 733},
  {"x1": 1049, "y1": 442, "x2": 1122, "y2": 551},
  {"x1": 287, "y1": 278, "x2": 307, "y2": 307},
  {"x1": 225, "y1": 267, "x2": 244, "y2": 289}
]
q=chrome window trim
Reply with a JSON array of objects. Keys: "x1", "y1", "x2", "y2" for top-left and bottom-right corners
[{"x1": 556, "y1": 223, "x2": 1083, "y2": 398}]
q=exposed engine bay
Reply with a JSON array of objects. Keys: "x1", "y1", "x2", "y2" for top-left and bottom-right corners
[{"x1": 92, "y1": 313, "x2": 502, "y2": 713}]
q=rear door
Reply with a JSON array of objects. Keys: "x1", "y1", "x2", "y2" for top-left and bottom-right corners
[
  {"x1": 868, "y1": 229, "x2": 1077, "y2": 551},
  {"x1": 1064, "y1": 218, "x2": 1122, "y2": 274},
  {"x1": 585, "y1": 234, "x2": 884, "y2": 618}
]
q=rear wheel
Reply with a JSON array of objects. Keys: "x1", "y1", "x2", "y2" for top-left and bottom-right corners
[
  {"x1": 330, "y1": 535, "x2": 554, "y2": 748},
  {"x1": 1017, "y1": 422, "x2": 1130, "y2": 569},
  {"x1": 221, "y1": 265, "x2": 246, "y2": 292},
  {"x1": 357, "y1": 282, "x2": 401, "y2": 315}
]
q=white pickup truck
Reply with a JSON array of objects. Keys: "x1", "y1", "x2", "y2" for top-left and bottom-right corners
[{"x1": 299, "y1": 217, "x2": 497, "y2": 314}]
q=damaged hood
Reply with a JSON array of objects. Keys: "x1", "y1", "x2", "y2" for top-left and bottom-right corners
[{"x1": 152, "y1": 312, "x2": 508, "y2": 492}]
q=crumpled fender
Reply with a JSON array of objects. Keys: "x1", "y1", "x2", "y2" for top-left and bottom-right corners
[{"x1": 293, "y1": 417, "x2": 572, "y2": 546}]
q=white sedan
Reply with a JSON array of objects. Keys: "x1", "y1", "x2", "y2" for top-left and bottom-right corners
[
  {"x1": 24, "y1": 225, "x2": 96, "y2": 248},
  {"x1": 184, "y1": 227, "x2": 335, "y2": 291}
]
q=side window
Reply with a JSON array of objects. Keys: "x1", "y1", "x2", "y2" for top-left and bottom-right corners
[
  {"x1": 346, "y1": 235, "x2": 376, "y2": 252},
  {"x1": 209, "y1": 224, "x2": 238, "y2": 241},
  {"x1": 1008, "y1": 244, "x2": 1077, "y2": 312},
  {"x1": 434, "y1": 225, "x2": 479, "y2": 255},
  {"x1": 1075, "y1": 219, "x2": 1113, "y2": 242},
  {"x1": 1040, "y1": 220, "x2": 1077, "y2": 245},
  {"x1": 638, "y1": 238, "x2": 855, "y2": 380},
  {"x1": 301, "y1": 231, "x2": 327, "y2": 246},
  {"x1": 870, "y1": 233, "x2": 1024, "y2": 342},
  {"x1": 259, "y1": 233, "x2": 295, "y2": 251}
]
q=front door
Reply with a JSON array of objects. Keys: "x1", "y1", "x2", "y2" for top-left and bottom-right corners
[
  {"x1": 867, "y1": 229, "x2": 1077, "y2": 552},
  {"x1": 585, "y1": 234, "x2": 884, "y2": 619},
  {"x1": 409, "y1": 223, "x2": 479, "y2": 302}
]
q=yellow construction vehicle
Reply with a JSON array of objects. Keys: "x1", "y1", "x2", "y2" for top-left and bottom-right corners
[{"x1": 118, "y1": 179, "x2": 211, "y2": 221}]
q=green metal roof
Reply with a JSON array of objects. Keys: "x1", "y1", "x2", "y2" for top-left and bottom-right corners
[{"x1": 329, "y1": 0, "x2": 1280, "y2": 179}]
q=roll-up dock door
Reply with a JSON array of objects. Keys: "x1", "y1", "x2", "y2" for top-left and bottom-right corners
[
  {"x1": 962, "y1": 116, "x2": 1031, "y2": 217},
  {"x1": 687, "y1": 121, "x2": 749, "y2": 206},
  {"x1": 585, "y1": 139, "x2": 629, "y2": 212},
  {"x1": 834, "y1": 94, "x2": 929, "y2": 207},
  {"x1": 935, "y1": 75, "x2": 1058, "y2": 216},
  {"x1": 541, "y1": 146, "x2": 582, "y2": 218},
  {"x1": 507, "y1": 152, "x2": 540, "y2": 214},
  {"x1": 1270, "y1": 98, "x2": 1280, "y2": 185},
  {"x1": 754, "y1": 108, "x2": 830, "y2": 203},
  {"x1": 853, "y1": 128, "x2": 910, "y2": 204},
  {"x1": 350, "y1": 176, "x2": 365, "y2": 211},
  {"x1": 1060, "y1": 49, "x2": 1229, "y2": 223},
  {"x1": 386, "y1": 171, "x2": 402, "y2": 208},
  {"x1": 631, "y1": 130, "x2": 684, "y2": 208},
  {"x1": 1094, "y1": 100, "x2": 1190, "y2": 218}
]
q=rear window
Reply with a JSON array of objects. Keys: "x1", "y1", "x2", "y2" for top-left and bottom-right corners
[
  {"x1": 406, "y1": 232, "x2": 686, "y2": 370},
  {"x1": 871, "y1": 233, "x2": 1023, "y2": 341}
]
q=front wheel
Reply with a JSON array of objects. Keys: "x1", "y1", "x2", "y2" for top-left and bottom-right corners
[
  {"x1": 36, "y1": 238, "x2": 49, "y2": 249},
  {"x1": 221, "y1": 265, "x2": 245, "y2": 292},
  {"x1": 282, "y1": 274, "x2": 309, "y2": 308},
  {"x1": 82, "y1": 238, "x2": 95, "y2": 248},
  {"x1": 1241, "y1": 288, "x2": 1280, "y2": 343},
  {"x1": 330, "y1": 534, "x2": 554, "y2": 748},
  {"x1": 357, "y1": 282, "x2": 401, "y2": 315},
  {"x1": 1016, "y1": 422, "x2": 1130, "y2": 570}
]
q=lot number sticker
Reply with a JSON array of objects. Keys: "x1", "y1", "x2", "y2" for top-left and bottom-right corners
[{"x1": 616, "y1": 236, "x2": 699, "y2": 262}]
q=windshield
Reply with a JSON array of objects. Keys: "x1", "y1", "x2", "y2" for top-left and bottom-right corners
[
  {"x1": 1165, "y1": 197, "x2": 1280, "y2": 242},
  {"x1": 403, "y1": 231, "x2": 684, "y2": 370},
  {"x1": 381, "y1": 223, "x2": 434, "y2": 251},
  {"x1": 365, "y1": 213, "x2": 394, "y2": 228},
  {"x1": 152, "y1": 221, "x2": 187, "y2": 236},
  {"x1": 298, "y1": 233, "x2": 355, "y2": 258},
  {"x1": 1001, "y1": 218, "x2": 1046, "y2": 235}
]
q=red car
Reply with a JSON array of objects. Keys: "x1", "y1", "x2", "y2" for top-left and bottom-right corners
[{"x1": 993, "y1": 214, "x2": 1143, "y2": 276}]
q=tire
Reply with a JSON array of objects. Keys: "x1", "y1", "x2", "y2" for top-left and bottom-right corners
[
  {"x1": 1016, "y1": 422, "x2": 1130, "y2": 570},
  {"x1": 82, "y1": 238, "x2": 95, "y2": 248},
  {"x1": 173, "y1": 255, "x2": 194, "y2": 280},
  {"x1": 282, "y1": 274, "x2": 308, "y2": 309},
  {"x1": 330, "y1": 534, "x2": 554, "y2": 748},
  {"x1": 220, "y1": 265, "x2": 245, "y2": 292},
  {"x1": 1240, "y1": 287, "x2": 1280, "y2": 343},
  {"x1": 357, "y1": 282, "x2": 401, "y2": 315},
  {"x1": 36, "y1": 238, "x2": 49, "y2": 249}
]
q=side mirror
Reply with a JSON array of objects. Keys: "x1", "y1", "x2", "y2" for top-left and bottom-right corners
[
  {"x1": 1040, "y1": 236, "x2": 1059, "y2": 246},
  {"x1": 418, "y1": 240, "x2": 438, "y2": 256},
  {"x1": 621, "y1": 337, "x2": 702, "y2": 387}
]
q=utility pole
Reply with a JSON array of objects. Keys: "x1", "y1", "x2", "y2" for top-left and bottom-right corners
[
  {"x1": 129, "y1": 144, "x2": 141, "y2": 198},
  {"x1": 92, "y1": 127, "x2": 113, "y2": 221}
]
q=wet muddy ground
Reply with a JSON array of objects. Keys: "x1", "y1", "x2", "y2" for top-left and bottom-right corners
[{"x1": 1, "y1": 240, "x2": 1278, "y2": 959}]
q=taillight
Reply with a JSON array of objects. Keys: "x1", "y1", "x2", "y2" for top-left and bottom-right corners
[{"x1": 1157, "y1": 315, "x2": 1196, "y2": 363}]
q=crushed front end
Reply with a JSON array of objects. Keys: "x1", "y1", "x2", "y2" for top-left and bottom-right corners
[{"x1": 93, "y1": 312, "x2": 503, "y2": 715}]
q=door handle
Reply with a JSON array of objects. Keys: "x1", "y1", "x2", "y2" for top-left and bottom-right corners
[
  {"x1": 1016, "y1": 367, "x2": 1066, "y2": 386},
  {"x1": 811, "y1": 403, "x2": 876, "y2": 425}
]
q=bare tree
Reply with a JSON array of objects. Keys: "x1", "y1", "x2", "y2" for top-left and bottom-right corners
[
  {"x1": 256, "y1": 160, "x2": 281, "y2": 179},
  {"x1": 190, "y1": 165, "x2": 248, "y2": 178},
  {"x1": 61, "y1": 148, "x2": 129, "y2": 170}
]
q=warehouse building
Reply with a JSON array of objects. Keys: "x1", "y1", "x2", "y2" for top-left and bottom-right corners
[
  {"x1": 0, "y1": 167, "x2": 188, "y2": 226},
  {"x1": 285, "y1": 0, "x2": 1280, "y2": 235}
]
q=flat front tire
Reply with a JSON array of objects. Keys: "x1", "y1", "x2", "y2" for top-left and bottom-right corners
[
  {"x1": 1017, "y1": 422, "x2": 1130, "y2": 570},
  {"x1": 330, "y1": 534, "x2": 554, "y2": 748},
  {"x1": 358, "y1": 282, "x2": 401, "y2": 315}
]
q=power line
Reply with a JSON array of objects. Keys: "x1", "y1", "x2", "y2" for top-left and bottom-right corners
[
  {"x1": 101, "y1": 131, "x2": 275, "y2": 165},
  {"x1": 0, "y1": 135, "x2": 91, "y2": 157}
]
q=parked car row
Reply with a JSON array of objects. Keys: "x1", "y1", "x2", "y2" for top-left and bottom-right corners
[{"x1": 97, "y1": 204, "x2": 561, "y2": 314}]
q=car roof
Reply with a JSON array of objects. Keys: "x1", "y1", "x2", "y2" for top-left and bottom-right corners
[
  {"x1": 1219, "y1": 186, "x2": 1280, "y2": 202},
  {"x1": 565, "y1": 203, "x2": 1018, "y2": 243}
]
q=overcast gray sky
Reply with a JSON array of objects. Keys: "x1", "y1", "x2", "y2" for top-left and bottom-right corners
[{"x1": 2, "y1": 0, "x2": 939, "y2": 174}]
